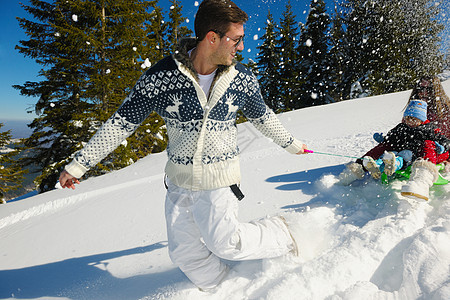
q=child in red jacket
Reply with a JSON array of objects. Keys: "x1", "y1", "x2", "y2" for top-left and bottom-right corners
[{"x1": 339, "y1": 100, "x2": 450, "y2": 201}]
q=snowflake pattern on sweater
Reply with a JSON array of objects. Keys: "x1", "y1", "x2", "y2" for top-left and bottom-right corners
[{"x1": 67, "y1": 42, "x2": 302, "y2": 190}]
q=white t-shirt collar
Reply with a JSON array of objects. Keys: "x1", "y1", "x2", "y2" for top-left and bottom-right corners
[{"x1": 188, "y1": 48, "x2": 217, "y2": 96}]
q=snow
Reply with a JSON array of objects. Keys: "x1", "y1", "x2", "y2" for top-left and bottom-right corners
[
  {"x1": 141, "y1": 58, "x2": 152, "y2": 69},
  {"x1": 1, "y1": 81, "x2": 450, "y2": 299}
]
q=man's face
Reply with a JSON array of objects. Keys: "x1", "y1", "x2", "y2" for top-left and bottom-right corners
[
  {"x1": 417, "y1": 80, "x2": 432, "y2": 100},
  {"x1": 211, "y1": 22, "x2": 245, "y2": 66}
]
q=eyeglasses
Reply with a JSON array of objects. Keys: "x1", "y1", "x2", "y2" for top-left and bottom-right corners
[{"x1": 213, "y1": 30, "x2": 244, "y2": 49}]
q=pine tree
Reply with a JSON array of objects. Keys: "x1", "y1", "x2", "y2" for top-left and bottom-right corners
[
  {"x1": 243, "y1": 58, "x2": 258, "y2": 73},
  {"x1": 276, "y1": 1, "x2": 300, "y2": 111},
  {"x1": 364, "y1": 0, "x2": 411, "y2": 94},
  {"x1": 256, "y1": 11, "x2": 283, "y2": 112},
  {"x1": 366, "y1": 0, "x2": 444, "y2": 94},
  {"x1": 337, "y1": 0, "x2": 377, "y2": 99},
  {"x1": 14, "y1": 0, "x2": 167, "y2": 192},
  {"x1": 328, "y1": 4, "x2": 347, "y2": 101},
  {"x1": 401, "y1": 0, "x2": 445, "y2": 75},
  {"x1": 337, "y1": 0, "x2": 445, "y2": 99},
  {"x1": 296, "y1": 0, "x2": 332, "y2": 108},
  {"x1": 147, "y1": 5, "x2": 167, "y2": 61},
  {"x1": 0, "y1": 124, "x2": 27, "y2": 203},
  {"x1": 166, "y1": 0, "x2": 193, "y2": 54}
]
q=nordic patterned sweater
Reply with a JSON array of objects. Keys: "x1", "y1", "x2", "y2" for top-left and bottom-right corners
[{"x1": 65, "y1": 39, "x2": 303, "y2": 191}]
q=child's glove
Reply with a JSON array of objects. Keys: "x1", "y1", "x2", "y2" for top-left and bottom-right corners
[
  {"x1": 435, "y1": 142, "x2": 445, "y2": 154},
  {"x1": 373, "y1": 132, "x2": 384, "y2": 143}
]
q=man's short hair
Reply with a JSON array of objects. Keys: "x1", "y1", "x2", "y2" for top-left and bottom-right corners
[{"x1": 195, "y1": 0, "x2": 248, "y2": 41}]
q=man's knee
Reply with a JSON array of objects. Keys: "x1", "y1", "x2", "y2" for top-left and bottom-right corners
[{"x1": 204, "y1": 231, "x2": 242, "y2": 259}]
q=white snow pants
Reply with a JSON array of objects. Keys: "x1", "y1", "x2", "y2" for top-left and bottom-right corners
[{"x1": 164, "y1": 179, "x2": 294, "y2": 290}]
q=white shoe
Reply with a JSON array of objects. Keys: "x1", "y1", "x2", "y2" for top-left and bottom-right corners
[
  {"x1": 401, "y1": 183, "x2": 429, "y2": 201},
  {"x1": 279, "y1": 215, "x2": 298, "y2": 256},
  {"x1": 382, "y1": 151, "x2": 397, "y2": 176},
  {"x1": 401, "y1": 159, "x2": 439, "y2": 201},
  {"x1": 338, "y1": 162, "x2": 365, "y2": 185},
  {"x1": 363, "y1": 156, "x2": 381, "y2": 179}
]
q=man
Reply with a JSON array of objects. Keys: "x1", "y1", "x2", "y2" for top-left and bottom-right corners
[{"x1": 59, "y1": 0, "x2": 307, "y2": 291}]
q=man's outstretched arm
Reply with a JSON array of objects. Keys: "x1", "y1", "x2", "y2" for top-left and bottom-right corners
[{"x1": 59, "y1": 170, "x2": 80, "y2": 189}]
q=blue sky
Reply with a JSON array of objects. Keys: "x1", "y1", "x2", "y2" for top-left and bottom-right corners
[
  {"x1": 1, "y1": 0, "x2": 448, "y2": 126},
  {"x1": 0, "y1": 0, "x2": 332, "y2": 125},
  {"x1": 0, "y1": 1, "x2": 42, "y2": 122}
]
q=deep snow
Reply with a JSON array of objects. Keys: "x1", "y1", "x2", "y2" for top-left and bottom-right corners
[{"x1": 1, "y1": 81, "x2": 450, "y2": 300}]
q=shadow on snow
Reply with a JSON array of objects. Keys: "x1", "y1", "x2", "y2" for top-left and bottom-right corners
[
  {"x1": 267, "y1": 164, "x2": 402, "y2": 228},
  {"x1": 0, "y1": 241, "x2": 188, "y2": 299}
]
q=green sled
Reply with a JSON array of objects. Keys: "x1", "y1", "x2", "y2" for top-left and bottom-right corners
[{"x1": 381, "y1": 163, "x2": 448, "y2": 185}]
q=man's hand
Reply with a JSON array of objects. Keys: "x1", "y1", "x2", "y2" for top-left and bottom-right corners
[
  {"x1": 296, "y1": 144, "x2": 308, "y2": 155},
  {"x1": 59, "y1": 170, "x2": 80, "y2": 189}
]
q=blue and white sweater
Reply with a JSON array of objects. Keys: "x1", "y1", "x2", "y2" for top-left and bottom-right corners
[{"x1": 65, "y1": 39, "x2": 303, "y2": 190}]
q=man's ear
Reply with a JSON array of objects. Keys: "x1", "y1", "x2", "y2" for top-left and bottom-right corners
[{"x1": 206, "y1": 31, "x2": 218, "y2": 45}]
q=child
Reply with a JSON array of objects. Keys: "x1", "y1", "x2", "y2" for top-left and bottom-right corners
[
  {"x1": 408, "y1": 76, "x2": 450, "y2": 138},
  {"x1": 339, "y1": 100, "x2": 450, "y2": 201}
]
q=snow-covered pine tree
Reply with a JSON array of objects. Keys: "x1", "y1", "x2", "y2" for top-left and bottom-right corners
[
  {"x1": 402, "y1": 0, "x2": 445, "y2": 75},
  {"x1": 244, "y1": 58, "x2": 258, "y2": 74},
  {"x1": 166, "y1": 0, "x2": 193, "y2": 55},
  {"x1": 256, "y1": 11, "x2": 283, "y2": 112},
  {"x1": 296, "y1": 0, "x2": 332, "y2": 108},
  {"x1": 0, "y1": 124, "x2": 26, "y2": 203},
  {"x1": 276, "y1": 1, "x2": 300, "y2": 111},
  {"x1": 328, "y1": 4, "x2": 347, "y2": 102},
  {"x1": 147, "y1": 5, "x2": 166, "y2": 62},
  {"x1": 14, "y1": 0, "x2": 168, "y2": 192},
  {"x1": 336, "y1": 0, "x2": 445, "y2": 99},
  {"x1": 335, "y1": 0, "x2": 377, "y2": 99},
  {"x1": 366, "y1": 0, "x2": 444, "y2": 95}
]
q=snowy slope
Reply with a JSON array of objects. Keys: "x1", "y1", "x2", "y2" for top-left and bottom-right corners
[{"x1": 1, "y1": 82, "x2": 450, "y2": 300}]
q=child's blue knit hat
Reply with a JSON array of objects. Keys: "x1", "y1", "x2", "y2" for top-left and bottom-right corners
[{"x1": 404, "y1": 100, "x2": 427, "y2": 122}]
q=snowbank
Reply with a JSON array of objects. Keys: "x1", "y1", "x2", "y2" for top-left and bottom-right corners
[{"x1": 1, "y1": 81, "x2": 449, "y2": 299}]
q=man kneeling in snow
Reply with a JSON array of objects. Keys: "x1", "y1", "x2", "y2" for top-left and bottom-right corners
[{"x1": 59, "y1": 0, "x2": 308, "y2": 291}]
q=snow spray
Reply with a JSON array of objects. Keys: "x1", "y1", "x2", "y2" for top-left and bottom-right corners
[{"x1": 304, "y1": 149, "x2": 361, "y2": 160}]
